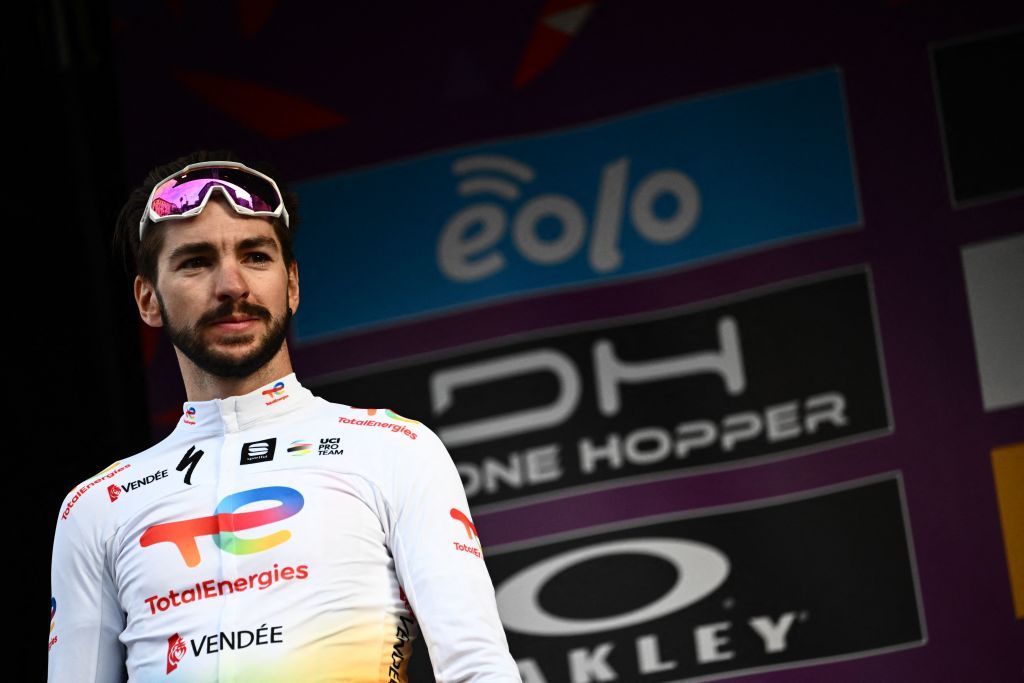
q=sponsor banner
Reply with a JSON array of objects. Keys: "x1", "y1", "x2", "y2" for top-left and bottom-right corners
[
  {"x1": 991, "y1": 442, "x2": 1024, "y2": 619},
  {"x1": 315, "y1": 269, "x2": 891, "y2": 509},
  {"x1": 292, "y1": 68, "x2": 860, "y2": 341},
  {"x1": 166, "y1": 624, "x2": 285, "y2": 674},
  {"x1": 930, "y1": 28, "x2": 1024, "y2": 205},
  {"x1": 960, "y1": 232, "x2": 1024, "y2": 411},
  {"x1": 481, "y1": 474, "x2": 925, "y2": 682}
]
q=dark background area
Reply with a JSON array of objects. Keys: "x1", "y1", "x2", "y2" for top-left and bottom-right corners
[{"x1": 26, "y1": 1, "x2": 1022, "y2": 679}]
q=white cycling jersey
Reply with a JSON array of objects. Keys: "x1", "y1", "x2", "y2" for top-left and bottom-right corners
[{"x1": 48, "y1": 372, "x2": 520, "y2": 682}]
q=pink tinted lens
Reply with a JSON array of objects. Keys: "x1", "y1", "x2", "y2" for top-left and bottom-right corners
[{"x1": 150, "y1": 167, "x2": 279, "y2": 220}]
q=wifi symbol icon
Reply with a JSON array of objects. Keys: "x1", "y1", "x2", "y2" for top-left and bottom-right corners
[{"x1": 453, "y1": 155, "x2": 536, "y2": 200}]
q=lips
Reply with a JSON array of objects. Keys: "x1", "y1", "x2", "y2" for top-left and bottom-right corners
[{"x1": 211, "y1": 317, "x2": 258, "y2": 331}]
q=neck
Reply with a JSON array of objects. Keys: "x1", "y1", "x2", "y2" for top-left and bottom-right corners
[{"x1": 175, "y1": 344, "x2": 296, "y2": 402}]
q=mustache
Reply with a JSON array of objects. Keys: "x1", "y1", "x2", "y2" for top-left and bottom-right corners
[{"x1": 197, "y1": 300, "x2": 272, "y2": 327}]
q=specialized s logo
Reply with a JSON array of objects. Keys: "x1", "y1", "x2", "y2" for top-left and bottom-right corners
[
  {"x1": 167, "y1": 633, "x2": 187, "y2": 673},
  {"x1": 177, "y1": 445, "x2": 204, "y2": 485},
  {"x1": 108, "y1": 484, "x2": 121, "y2": 502},
  {"x1": 140, "y1": 487, "x2": 304, "y2": 568},
  {"x1": 262, "y1": 381, "x2": 288, "y2": 405}
]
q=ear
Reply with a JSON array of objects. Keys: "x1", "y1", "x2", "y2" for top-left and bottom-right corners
[
  {"x1": 287, "y1": 260, "x2": 300, "y2": 316},
  {"x1": 134, "y1": 275, "x2": 164, "y2": 328}
]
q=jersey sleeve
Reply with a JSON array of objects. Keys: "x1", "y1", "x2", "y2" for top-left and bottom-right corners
[
  {"x1": 48, "y1": 499, "x2": 128, "y2": 682},
  {"x1": 388, "y1": 424, "x2": 521, "y2": 682}
]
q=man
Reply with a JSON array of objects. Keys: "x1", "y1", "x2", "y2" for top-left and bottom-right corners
[{"x1": 48, "y1": 151, "x2": 521, "y2": 682}]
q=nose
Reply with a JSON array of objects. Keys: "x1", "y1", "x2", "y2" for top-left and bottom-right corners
[{"x1": 213, "y1": 259, "x2": 250, "y2": 301}]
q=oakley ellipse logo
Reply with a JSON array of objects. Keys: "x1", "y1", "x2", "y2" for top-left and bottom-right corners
[
  {"x1": 140, "y1": 486, "x2": 304, "y2": 568},
  {"x1": 495, "y1": 538, "x2": 729, "y2": 636}
]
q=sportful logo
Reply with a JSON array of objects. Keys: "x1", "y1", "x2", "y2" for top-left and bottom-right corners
[
  {"x1": 261, "y1": 381, "x2": 288, "y2": 405},
  {"x1": 439, "y1": 154, "x2": 700, "y2": 283},
  {"x1": 241, "y1": 439, "x2": 277, "y2": 465},
  {"x1": 140, "y1": 486, "x2": 304, "y2": 568},
  {"x1": 182, "y1": 406, "x2": 197, "y2": 426}
]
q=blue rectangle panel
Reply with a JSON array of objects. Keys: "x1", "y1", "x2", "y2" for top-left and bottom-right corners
[{"x1": 293, "y1": 67, "x2": 860, "y2": 342}]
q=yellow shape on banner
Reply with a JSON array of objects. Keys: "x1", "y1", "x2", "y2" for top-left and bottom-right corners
[{"x1": 992, "y1": 442, "x2": 1024, "y2": 619}]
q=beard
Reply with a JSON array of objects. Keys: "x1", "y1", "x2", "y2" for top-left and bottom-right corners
[{"x1": 156, "y1": 293, "x2": 292, "y2": 379}]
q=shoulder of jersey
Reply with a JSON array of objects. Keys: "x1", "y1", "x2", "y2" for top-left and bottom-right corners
[
  {"x1": 329, "y1": 401, "x2": 439, "y2": 447},
  {"x1": 56, "y1": 433, "x2": 182, "y2": 525}
]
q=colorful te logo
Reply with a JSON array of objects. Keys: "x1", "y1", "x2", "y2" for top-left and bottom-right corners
[
  {"x1": 261, "y1": 381, "x2": 287, "y2": 404},
  {"x1": 50, "y1": 597, "x2": 56, "y2": 633},
  {"x1": 140, "y1": 487, "x2": 304, "y2": 568}
]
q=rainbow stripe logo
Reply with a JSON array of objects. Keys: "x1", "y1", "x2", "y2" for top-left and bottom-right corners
[
  {"x1": 288, "y1": 440, "x2": 313, "y2": 456},
  {"x1": 140, "y1": 486, "x2": 304, "y2": 568}
]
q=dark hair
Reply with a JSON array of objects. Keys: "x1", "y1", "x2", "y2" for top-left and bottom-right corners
[{"x1": 112, "y1": 149, "x2": 300, "y2": 285}]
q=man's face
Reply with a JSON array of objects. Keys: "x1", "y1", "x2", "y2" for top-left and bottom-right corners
[{"x1": 142, "y1": 197, "x2": 298, "y2": 379}]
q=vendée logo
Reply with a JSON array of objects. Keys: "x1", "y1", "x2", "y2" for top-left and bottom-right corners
[{"x1": 140, "y1": 486, "x2": 304, "y2": 568}]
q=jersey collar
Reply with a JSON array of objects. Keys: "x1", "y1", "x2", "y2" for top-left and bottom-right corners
[{"x1": 177, "y1": 372, "x2": 315, "y2": 433}]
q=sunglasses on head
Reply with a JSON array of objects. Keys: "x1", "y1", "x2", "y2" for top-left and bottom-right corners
[{"x1": 139, "y1": 160, "x2": 290, "y2": 241}]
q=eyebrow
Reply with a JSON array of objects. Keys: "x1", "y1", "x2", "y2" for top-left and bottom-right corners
[{"x1": 165, "y1": 236, "x2": 281, "y2": 264}]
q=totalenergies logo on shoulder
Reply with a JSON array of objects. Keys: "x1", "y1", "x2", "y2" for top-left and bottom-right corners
[
  {"x1": 182, "y1": 406, "x2": 197, "y2": 426},
  {"x1": 141, "y1": 487, "x2": 304, "y2": 568},
  {"x1": 450, "y1": 507, "x2": 483, "y2": 559},
  {"x1": 62, "y1": 461, "x2": 131, "y2": 520},
  {"x1": 262, "y1": 381, "x2": 288, "y2": 406},
  {"x1": 340, "y1": 407, "x2": 420, "y2": 439}
]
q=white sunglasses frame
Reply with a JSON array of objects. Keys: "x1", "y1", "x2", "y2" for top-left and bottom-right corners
[{"x1": 138, "y1": 160, "x2": 290, "y2": 241}]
